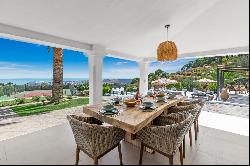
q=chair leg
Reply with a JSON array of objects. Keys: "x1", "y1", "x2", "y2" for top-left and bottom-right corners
[
  {"x1": 197, "y1": 119, "x2": 199, "y2": 133},
  {"x1": 183, "y1": 136, "x2": 186, "y2": 158},
  {"x1": 75, "y1": 146, "x2": 80, "y2": 165},
  {"x1": 194, "y1": 121, "x2": 198, "y2": 141},
  {"x1": 94, "y1": 158, "x2": 98, "y2": 165},
  {"x1": 179, "y1": 144, "x2": 184, "y2": 165},
  {"x1": 169, "y1": 156, "x2": 174, "y2": 165},
  {"x1": 139, "y1": 143, "x2": 144, "y2": 165},
  {"x1": 118, "y1": 143, "x2": 123, "y2": 165},
  {"x1": 189, "y1": 129, "x2": 193, "y2": 147}
]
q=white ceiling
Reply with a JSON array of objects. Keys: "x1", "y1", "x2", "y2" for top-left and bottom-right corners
[{"x1": 0, "y1": 0, "x2": 249, "y2": 60}]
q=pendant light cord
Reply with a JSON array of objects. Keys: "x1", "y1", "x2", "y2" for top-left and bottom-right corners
[{"x1": 165, "y1": 24, "x2": 170, "y2": 41}]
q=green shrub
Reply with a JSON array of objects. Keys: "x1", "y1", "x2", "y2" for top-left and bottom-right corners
[
  {"x1": 24, "y1": 98, "x2": 33, "y2": 104},
  {"x1": 165, "y1": 83, "x2": 182, "y2": 91},
  {"x1": 40, "y1": 97, "x2": 47, "y2": 105},
  {"x1": 32, "y1": 96, "x2": 41, "y2": 102},
  {"x1": 15, "y1": 98, "x2": 25, "y2": 105},
  {"x1": 0, "y1": 100, "x2": 16, "y2": 107},
  {"x1": 67, "y1": 96, "x2": 73, "y2": 100},
  {"x1": 45, "y1": 96, "x2": 52, "y2": 101},
  {"x1": 103, "y1": 84, "x2": 111, "y2": 95},
  {"x1": 207, "y1": 83, "x2": 217, "y2": 92},
  {"x1": 180, "y1": 78, "x2": 201, "y2": 91}
]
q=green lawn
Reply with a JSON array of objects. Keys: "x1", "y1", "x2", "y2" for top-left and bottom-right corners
[{"x1": 11, "y1": 98, "x2": 89, "y2": 116}]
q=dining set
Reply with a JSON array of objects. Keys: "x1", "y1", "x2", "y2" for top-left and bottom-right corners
[{"x1": 67, "y1": 93, "x2": 205, "y2": 165}]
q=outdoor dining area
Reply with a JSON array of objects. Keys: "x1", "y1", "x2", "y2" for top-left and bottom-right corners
[
  {"x1": 0, "y1": 0, "x2": 249, "y2": 165},
  {"x1": 69, "y1": 92, "x2": 204, "y2": 165}
]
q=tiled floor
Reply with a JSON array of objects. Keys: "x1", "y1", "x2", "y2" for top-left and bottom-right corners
[
  {"x1": 0, "y1": 123, "x2": 248, "y2": 165},
  {"x1": 199, "y1": 111, "x2": 249, "y2": 136}
]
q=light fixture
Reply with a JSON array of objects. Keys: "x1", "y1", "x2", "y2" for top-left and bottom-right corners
[{"x1": 157, "y1": 25, "x2": 178, "y2": 61}]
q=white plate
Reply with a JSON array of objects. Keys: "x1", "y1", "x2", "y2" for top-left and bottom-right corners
[{"x1": 139, "y1": 105, "x2": 157, "y2": 111}]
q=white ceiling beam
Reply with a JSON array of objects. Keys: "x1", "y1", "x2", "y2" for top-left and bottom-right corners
[
  {"x1": 146, "y1": 46, "x2": 249, "y2": 62},
  {"x1": 106, "y1": 49, "x2": 140, "y2": 61},
  {"x1": 180, "y1": 46, "x2": 249, "y2": 59},
  {"x1": 0, "y1": 23, "x2": 142, "y2": 61},
  {"x1": 0, "y1": 23, "x2": 248, "y2": 62},
  {"x1": 0, "y1": 23, "x2": 92, "y2": 52}
]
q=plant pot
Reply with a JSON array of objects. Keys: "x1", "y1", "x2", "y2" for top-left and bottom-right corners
[{"x1": 220, "y1": 88, "x2": 229, "y2": 102}]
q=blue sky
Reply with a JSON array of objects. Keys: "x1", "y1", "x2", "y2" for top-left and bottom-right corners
[{"x1": 0, "y1": 38, "x2": 195, "y2": 79}]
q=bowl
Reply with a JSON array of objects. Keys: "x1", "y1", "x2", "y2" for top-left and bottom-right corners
[
  {"x1": 124, "y1": 98, "x2": 137, "y2": 107},
  {"x1": 112, "y1": 97, "x2": 121, "y2": 105},
  {"x1": 142, "y1": 102, "x2": 154, "y2": 108},
  {"x1": 124, "y1": 101, "x2": 137, "y2": 107},
  {"x1": 156, "y1": 96, "x2": 165, "y2": 102},
  {"x1": 156, "y1": 92, "x2": 165, "y2": 97},
  {"x1": 168, "y1": 94, "x2": 176, "y2": 99},
  {"x1": 102, "y1": 104, "x2": 115, "y2": 112}
]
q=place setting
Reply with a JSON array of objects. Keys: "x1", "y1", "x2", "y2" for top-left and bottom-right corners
[
  {"x1": 139, "y1": 101, "x2": 157, "y2": 112},
  {"x1": 99, "y1": 103, "x2": 121, "y2": 116},
  {"x1": 110, "y1": 97, "x2": 123, "y2": 106},
  {"x1": 154, "y1": 91, "x2": 168, "y2": 103}
]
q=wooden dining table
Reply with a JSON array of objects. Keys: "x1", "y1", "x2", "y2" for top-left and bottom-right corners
[
  {"x1": 83, "y1": 95, "x2": 186, "y2": 134},
  {"x1": 83, "y1": 95, "x2": 186, "y2": 152}
]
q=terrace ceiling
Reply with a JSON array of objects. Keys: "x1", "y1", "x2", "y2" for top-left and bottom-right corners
[{"x1": 0, "y1": 0, "x2": 249, "y2": 61}]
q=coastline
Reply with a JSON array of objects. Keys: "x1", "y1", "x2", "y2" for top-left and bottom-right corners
[{"x1": 0, "y1": 78, "x2": 133, "y2": 85}]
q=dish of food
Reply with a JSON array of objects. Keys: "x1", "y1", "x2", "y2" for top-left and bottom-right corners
[
  {"x1": 124, "y1": 98, "x2": 137, "y2": 107},
  {"x1": 155, "y1": 96, "x2": 167, "y2": 102},
  {"x1": 111, "y1": 97, "x2": 122, "y2": 105},
  {"x1": 139, "y1": 102, "x2": 156, "y2": 111},
  {"x1": 100, "y1": 105, "x2": 119, "y2": 115},
  {"x1": 156, "y1": 92, "x2": 165, "y2": 97}
]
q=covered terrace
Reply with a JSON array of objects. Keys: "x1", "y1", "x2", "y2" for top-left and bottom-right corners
[{"x1": 0, "y1": 0, "x2": 249, "y2": 165}]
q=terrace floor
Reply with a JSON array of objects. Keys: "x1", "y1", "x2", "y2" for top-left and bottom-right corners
[
  {"x1": 0, "y1": 102, "x2": 249, "y2": 165},
  {"x1": 0, "y1": 123, "x2": 249, "y2": 165},
  {"x1": 0, "y1": 102, "x2": 249, "y2": 141}
]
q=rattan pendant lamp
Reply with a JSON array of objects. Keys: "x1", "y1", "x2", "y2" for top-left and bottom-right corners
[{"x1": 157, "y1": 25, "x2": 178, "y2": 61}]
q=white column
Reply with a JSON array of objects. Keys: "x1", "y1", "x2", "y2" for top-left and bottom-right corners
[
  {"x1": 88, "y1": 45, "x2": 105, "y2": 105},
  {"x1": 139, "y1": 60, "x2": 149, "y2": 96}
]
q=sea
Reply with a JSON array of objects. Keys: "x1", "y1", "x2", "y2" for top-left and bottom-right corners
[{"x1": 0, "y1": 78, "x2": 132, "y2": 85}]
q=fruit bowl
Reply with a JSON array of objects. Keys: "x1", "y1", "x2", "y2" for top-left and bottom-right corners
[
  {"x1": 124, "y1": 98, "x2": 137, "y2": 107},
  {"x1": 156, "y1": 92, "x2": 165, "y2": 97}
]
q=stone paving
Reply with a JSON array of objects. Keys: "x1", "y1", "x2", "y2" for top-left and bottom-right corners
[
  {"x1": 0, "y1": 108, "x2": 17, "y2": 120},
  {"x1": 203, "y1": 103, "x2": 249, "y2": 119},
  {"x1": 0, "y1": 106, "x2": 84, "y2": 141},
  {"x1": 227, "y1": 94, "x2": 249, "y2": 105}
]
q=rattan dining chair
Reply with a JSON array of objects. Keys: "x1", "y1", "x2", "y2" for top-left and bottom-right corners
[
  {"x1": 177, "y1": 99, "x2": 205, "y2": 139},
  {"x1": 67, "y1": 115, "x2": 125, "y2": 165},
  {"x1": 137, "y1": 112, "x2": 193, "y2": 165}
]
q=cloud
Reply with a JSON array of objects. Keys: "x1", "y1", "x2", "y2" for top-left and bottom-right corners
[
  {"x1": 0, "y1": 62, "x2": 32, "y2": 68},
  {"x1": 0, "y1": 61, "x2": 50, "y2": 79},
  {"x1": 0, "y1": 68, "x2": 51, "y2": 79},
  {"x1": 103, "y1": 67, "x2": 139, "y2": 79},
  {"x1": 115, "y1": 62, "x2": 128, "y2": 65}
]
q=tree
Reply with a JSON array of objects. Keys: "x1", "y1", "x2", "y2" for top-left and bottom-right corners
[
  {"x1": 0, "y1": 85, "x2": 4, "y2": 96},
  {"x1": 3, "y1": 84, "x2": 15, "y2": 97},
  {"x1": 103, "y1": 84, "x2": 111, "y2": 95},
  {"x1": 51, "y1": 47, "x2": 64, "y2": 103},
  {"x1": 76, "y1": 81, "x2": 89, "y2": 92},
  {"x1": 131, "y1": 78, "x2": 139, "y2": 86},
  {"x1": 180, "y1": 78, "x2": 201, "y2": 91},
  {"x1": 126, "y1": 84, "x2": 137, "y2": 92},
  {"x1": 154, "y1": 69, "x2": 167, "y2": 78}
]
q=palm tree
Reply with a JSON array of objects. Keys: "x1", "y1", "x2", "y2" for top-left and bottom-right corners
[{"x1": 50, "y1": 47, "x2": 64, "y2": 103}]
